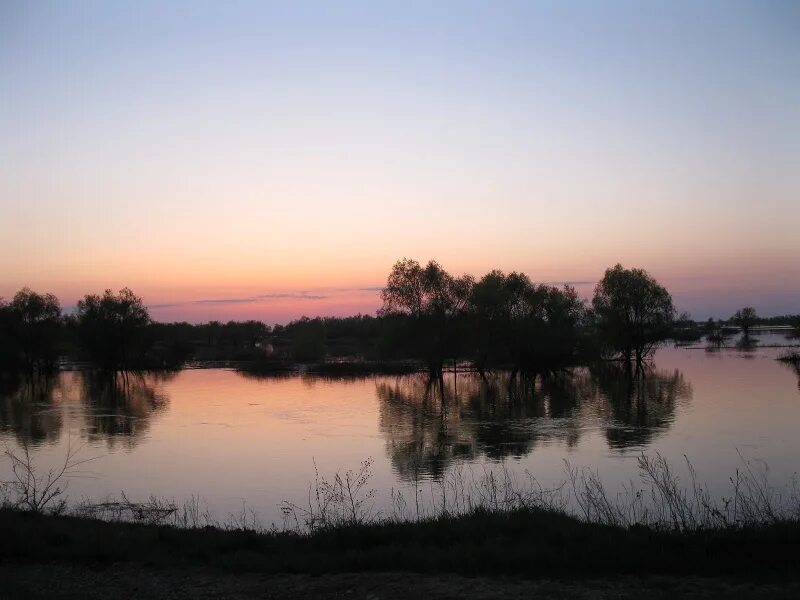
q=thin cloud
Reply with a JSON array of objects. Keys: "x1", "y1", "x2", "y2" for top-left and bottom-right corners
[
  {"x1": 197, "y1": 292, "x2": 330, "y2": 304},
  {"x1": 148, "y1": 292, "x2": 330, "y2": 309},
  {"x1": 147, "y1": 302, "x2": 184, "y2": 309},
  {"x1": 544, "y1": 280, "x2": 597, "y2": 286},
  {"x1": 146, "y1": 282, "x2": 594, "y2": 311},
  {"x1": 195, "y1": 297, "x2": 259, "y2": 304}
]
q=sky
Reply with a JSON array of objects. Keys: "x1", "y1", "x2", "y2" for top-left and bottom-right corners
[{"x1": 1, "y1": 0, "x2": 798, "y2": 323}]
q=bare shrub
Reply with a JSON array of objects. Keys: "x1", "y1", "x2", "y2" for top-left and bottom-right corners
[
  {"x1": 2, "y1": 441, "x2": 97, "y2": 515},
  {"x1": 281, "y1": 457, "x2": 377, "y2": 531},
  {"x1": 75, "y1": 492, "x2": 178, "y2": 525}
]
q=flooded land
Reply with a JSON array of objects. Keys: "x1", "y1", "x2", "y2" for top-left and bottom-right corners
[{"x1": 2, "y1": 332, "x2": 798, "y2": 526}]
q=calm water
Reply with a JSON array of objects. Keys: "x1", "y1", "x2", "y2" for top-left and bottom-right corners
[{"x1": 2, "y1": 334, "x2": 799, "y2": 525}]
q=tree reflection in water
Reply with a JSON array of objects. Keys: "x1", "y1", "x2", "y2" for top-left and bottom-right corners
[
  {"x1": 0, "y1": 372, "x2": 63, "y2": 447},
  {"x1": 0, "y1": 371, "x2": 172, "y2": 449},
  {"x1": 590, "y1": 363, "x2": 692, "y2": 449},
  {"x1": 377, "y1": 365, "x2": 693, "y2": 481},
  {"x1": 78, "y1": 371, "x2": 171, "y2": 449},
  {"x1": 777, "y1": 358, "x2": 800, "y2": 393}
]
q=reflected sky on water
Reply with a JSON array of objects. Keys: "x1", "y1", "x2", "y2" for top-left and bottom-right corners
[{"x1": 1, "y1": 333, "x2": 798, "y2": 524}]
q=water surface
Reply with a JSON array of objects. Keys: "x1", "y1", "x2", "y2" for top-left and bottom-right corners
[{"x1": 2, "y1": 334, "x2": 798, "y2": 525}]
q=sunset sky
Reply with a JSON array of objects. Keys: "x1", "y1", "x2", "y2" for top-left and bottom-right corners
[{"x1": 2, "y1": 1, "x2": 798, "y2": 323}]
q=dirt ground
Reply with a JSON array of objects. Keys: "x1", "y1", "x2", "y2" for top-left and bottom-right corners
[{"x1": 2, "y1": 563, "x2": 798, "y2": 600}]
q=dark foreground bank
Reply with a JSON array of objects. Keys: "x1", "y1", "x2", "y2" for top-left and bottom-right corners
[
  {"x1": 3, "y1": 507, "x2": 800, "y2": 598},
  {"x1": 6, "y1": 565, "x2": 800, "y2": 600}
]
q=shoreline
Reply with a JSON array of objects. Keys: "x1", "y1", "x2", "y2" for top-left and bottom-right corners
[{"x1": 3, "y1": 507, "x2": 800, "y2": 592}]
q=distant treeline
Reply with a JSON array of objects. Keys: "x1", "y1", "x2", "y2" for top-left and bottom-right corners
[{"x1": 1, "y1": 260, "x2": 798, "y2": 376}]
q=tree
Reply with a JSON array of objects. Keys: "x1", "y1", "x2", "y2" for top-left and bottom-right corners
[
  {"x1": 380, "y1": 258, "x2": 427, "y2": 319},
  {"x1": 288, "y1": 317, "x2": 326, "y2": 362},
  {"x1": 1, "y1": 288, "x2": 62, "y2": 373},
  {"x1": 467, "y1": 270, "x2": 518, "y2": 372},
  {"x1": 380, "y1": 259, "x2": 473, "y2": 375},
  {"x1": 0, "y1": 298, "x2": 11, "y2": 369},
  {"x1": 533, "y1": 284, "x2": 586, "y2": 370},
  {"x1": 732, "y1": 307, "x2": 758, "y2": 339},
  {"x1": 704, "y1": 318, "x2": 727, "y2": 347},
  {"x1": 467, "y1": 271, "x2": 585, "y2": 378},
  {"x1": 242, "y1": 320, "x2": 270, "y2": 348},
  {"x1": 592, "y1": 264, "x2": 674, "y2": 367},
  {"x1": 75, "y1": 288, "x2": 151, "y2": 371}
]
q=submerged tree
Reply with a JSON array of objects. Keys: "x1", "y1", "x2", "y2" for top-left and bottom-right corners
[
  {"x1": 380, "y1": 260, "x2": 587, "y2": 378},
  {"x1": 592, "y1": 264, "x2": 674, "y2": 368},
  {"x1": 75, "y1": 288, "x2": 151, "y2": 371},
  {"x1": 704, "y1": 318, "x2": 729, "y2": 348},
  {"x1": 380, "y1": 258, "x2": 473, "y2": 376},
  {"x1": 732, "y1": 307, "x2": 758, "y2": 339},
  {"x1": 0, "y1": 288, "x2": 62, "y2": 373},
  {"x1": 468, "y1": 271, "x2": 585, "y2": 378},
  {"x1": 467, "y1": 270, "x2": 519, "y2": 372}
]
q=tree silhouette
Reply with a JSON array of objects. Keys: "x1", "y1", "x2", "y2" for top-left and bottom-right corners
[
  {"x1": 467, "y1": 270, "x2": 517, "y2": 373},
  {"x1": 75, "y1": 288, "x2": 151, "y2": 371},
  {"x1": 287, "y1": 317, "x2": 326, "y2": 362},
  {"x1": 732, "y1": 307, "x2": 758, "y2": 339},
  {"x1": 469, "y1": 271, "x2": 585, "y2": 379},
  {"x1": 380, "y1": 259, "x2": 473, "y2": 376},
  {"x1": 0, "y1": 288, "x2": 62, "y2": 373},
  {"x1": 592, "y1": 264, "x2": 674, "y2": 369}
]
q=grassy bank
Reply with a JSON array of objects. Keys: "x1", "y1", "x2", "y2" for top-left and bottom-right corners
[
  {"x1": 3, "y1": 448, "x2": 800, "y2": 590},
  {"x1": 3, "y1": 506, "x2": 800, "y2": 580}
]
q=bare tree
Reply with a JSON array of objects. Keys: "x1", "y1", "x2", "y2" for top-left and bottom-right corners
[{"x1": 732, "y1": 307, "x2": 758, "y2": 339}]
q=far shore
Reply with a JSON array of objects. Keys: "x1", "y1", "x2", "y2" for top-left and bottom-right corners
[{"x1": 43, "y1": 338, "x2": 800, "y2": 378}]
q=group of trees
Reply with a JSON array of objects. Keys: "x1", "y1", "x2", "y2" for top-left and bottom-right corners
[
  {"x1": 1, "y1": 288, "x2": 152, "y2": 374},
  {"x1": 73, "y1": 288, "x2": 152, "y2": 371},
  {"x1": 3, "y1": 260, "x2": 794, "y2": 378},
  {"x1": 380, "y1": 259, "x2": 674, "y2": 377}
]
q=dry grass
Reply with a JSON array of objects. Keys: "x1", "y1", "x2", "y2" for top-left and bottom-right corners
[{"x1": 3, "y1": 445, "x2": 799, "y2": 536}]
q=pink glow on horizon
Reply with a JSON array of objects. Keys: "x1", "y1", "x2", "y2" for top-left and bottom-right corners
[
  {"x1": 4, "y1": 260, "x2": 800, "y2": 324},
  {"x1": 146, "y1": 288, "x2": 384, "y2": 324}
]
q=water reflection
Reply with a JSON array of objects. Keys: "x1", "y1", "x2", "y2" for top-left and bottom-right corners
[
  {"x1": 591, "y1": 364, "x2": 691, "y2": 449},
  {"x1": 377, "y1": 376, "x2": 475, "y2": 480},
  {"x1": 377, "y1": 365, "x2": 692, "y2": 480},
  {"x1": 4, "y1": 346, "x2": 800, "y2": 524},
  {"x1": 734, "y1": 335, "x2": 759, "y2": 353},
  {"x1": 78, "y1": 372, "x2": 171, "y2": 448},
  {"x1": 778, "y1": 359, "x2": 800, "y2": 392},
  {"x1": 0, "y1": 371, "x2": 171, "y2": 449},
  {"x1": 0, "y1": 373, "x2": 62, "y2": 446},
  {"x1": 463, "y1": 374, "x2": 588, "y2": 458}
]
